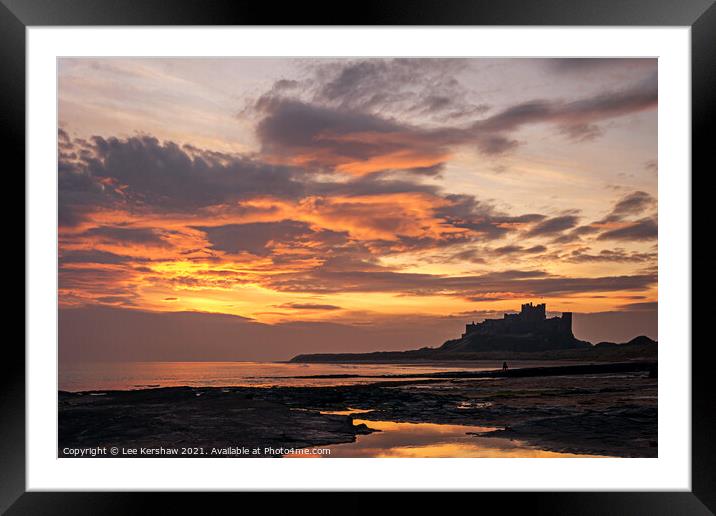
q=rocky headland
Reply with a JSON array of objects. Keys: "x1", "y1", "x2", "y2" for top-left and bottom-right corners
[
  {"x1": 290, "y1": 335, "x2": 657, "y2": 363},
  {"x1": 291, "y1": 303, "x2": 656, "y2": 363}
]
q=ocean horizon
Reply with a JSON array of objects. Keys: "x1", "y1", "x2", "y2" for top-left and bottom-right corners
[{"x1": 58, "y1": 359, "x2": 577, "y2": 392}]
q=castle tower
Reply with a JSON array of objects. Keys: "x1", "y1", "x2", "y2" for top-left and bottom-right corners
[
  {"x1": 561, "y1": 312, "x2": 573, "y2": 335},
  {"x1": 520, "y1": 302, "x2": 546, "y2": 322}
]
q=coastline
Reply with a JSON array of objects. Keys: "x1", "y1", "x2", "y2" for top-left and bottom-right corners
[{"x1": 284, "y1": 361, "x2": 655, "y2": 379}]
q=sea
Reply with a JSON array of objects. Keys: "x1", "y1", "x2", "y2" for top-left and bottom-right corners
[{"x1": 57, "y1": 360, "x2": 570, "y2": 392}]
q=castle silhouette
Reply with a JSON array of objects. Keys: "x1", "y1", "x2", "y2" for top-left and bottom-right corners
[
  {"x1": 440, "y1": 302, "x2": 588, "y2": 353},
  {"x1": 462, "y1": 302, "x2": 573, "y2": 338}
]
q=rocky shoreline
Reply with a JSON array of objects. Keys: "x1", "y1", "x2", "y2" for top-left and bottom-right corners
[{"x1": 59, "y1": 362, "x2": 657, "y2": 458}]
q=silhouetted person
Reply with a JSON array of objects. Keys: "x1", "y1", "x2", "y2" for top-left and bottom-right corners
[{"x1": 502, "y1": 361, "x2": 508, "y2": 372}]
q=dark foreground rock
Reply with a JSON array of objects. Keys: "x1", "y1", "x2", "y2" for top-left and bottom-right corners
[
  {"x1": 476, "y1": 406, "x2": 657, "y2": 457},
  {"x1": 59, "y1": 387, "x2": 374, "y2": 457},
  {"x1": 59, "y1": 364, "x2": 657, "y2": 458}
]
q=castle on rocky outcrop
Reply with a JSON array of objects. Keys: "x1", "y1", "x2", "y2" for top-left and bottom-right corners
[
  {"x1": 462, "y1": 302, "x2": 573, "y2": 338},
  {"x1": 438, "y1": 302, "x2": 587, "y2": 353}
]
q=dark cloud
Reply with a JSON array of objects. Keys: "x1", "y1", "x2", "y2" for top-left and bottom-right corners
[
  {"x1": 493, "y1": 244, "x2": 547, "y2": 255},
  {"x1": 273, "y1": 79, "x2": 299, "y2": 91},
  {"x1": 550, "y1": 233, "x2": 582, "y2": 244},
  {"x1": 462, "y1": 297, "x2": 512, "y2": 303},
  {"x1": 402, "y1": 163, "x2": 446, "y2": 177},
  {"x1": 566, "y1": 248, "x2": 656, "y2": 263},
  {"x1": 60, "y1": 250, "x2": 145, "y2": 265},
  {"x1": 525, "y1": 245, "x2": 548, "y2": 253},
  {"x1": 435, "y1": 194, "x2": 545, "y2": 241},
  {"x1": 612, "y1": 190, "x2": 656, "y2": 215},
  {"x1": 526, "y1": 215, "x2": 580, "y2": 236},
  {"x1": 573, "y1": 225, "x2": 602, "y2": 236},
  {"x1": 558, "y1": 123, "x2": 604, "y2": 142},
  {"x1": 450, "y1": 220, "x2": 511, "y2": 239},
  {"x1": 313, "y1": 58, "x2": 482, "y2": 121},
  {"x1": 620, "y1": 301, "x2": 658, "y2": 311},
  {"x1": 499, "y1": 213, "x2": 547, "y2": 224},
  {"x1": 193, "y1": 220, "x2": 318, "y2": 256},
  {"x1": 597, "y1": 217, "x2": 658, "y2": 241},
  {"x1": 92, "y1": 136, "x2": 312, "y2": 205},
  {"x1": 82, "y1": 226, "x2": 168, "y2": 246},
  {"x1": 95, "y1": 295, "x2": 138, "y2": 306},
  {"x1": 599, "y1": 191, "x2": 656, "y2": 223},
  {"x1": 546, "y1": 58, "x2": 656, "y2": 74},
  {"x1": 476, "y1": 72, "x2": 657, "y2": 141},
  {"x1": 59, "y1": 265, "x2": 142, "y2": 306},
  {"x1": 58, "y1": 134, "x2": 312, "y2": 224},
  {"x1": 550, "y1": 219, "x2": 618, "y2": 244},
  {"x1": 256, "y1": 97, "x2": 400, "y2": 157},
  {"x1": 58, "y1": 154, "x2": 109, "y2": 227},
  {"x1": 274, "y1": 303, "x2": 342, "y2": 311},
  {"x1": 264, "y1": 263, "x2": 655, "y2": 298},
  {"x1": 368, "y1": 234, "x2": 474, "y2": 256},
  {"x1": 493, "y1": 245, "x2": 522, "y2": 254},
  {"x1": 255, "y1": 72, "x2": 658, "y2": 173},
  {"x1": 447, "y1": 249, "x2": 487, "y2": 264},
  {"x1": 144, "y1": 271, "x2": 250, "y2": 290},
  {"x1": 255, "y1": 97, "x2": 466, "y2": 172},
  {"x1": 475, "y1": 135, "x2": 520, "y2": 155}
]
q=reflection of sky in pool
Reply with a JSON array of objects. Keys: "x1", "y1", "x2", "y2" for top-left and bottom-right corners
[{"x1": 286, "y1": 410, "x2": 605, "y2": 458}]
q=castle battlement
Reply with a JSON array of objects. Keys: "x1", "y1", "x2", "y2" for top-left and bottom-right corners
[{"x1": 463, "y1": 303, "x2": 572, "y2": 338}]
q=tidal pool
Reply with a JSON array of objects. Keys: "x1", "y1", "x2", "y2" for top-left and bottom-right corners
[{"x1": 285, "y1": 409, "x2": 605, "y2": 458}]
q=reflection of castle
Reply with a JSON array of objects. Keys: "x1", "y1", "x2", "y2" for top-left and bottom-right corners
[{"x1": 462, "y1": 303, "x2": 573, "y2": 338}]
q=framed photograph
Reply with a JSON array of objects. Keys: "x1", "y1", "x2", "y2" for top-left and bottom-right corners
[{"x1": 7, "y1": 0, "x2": 711, "y2": 511}]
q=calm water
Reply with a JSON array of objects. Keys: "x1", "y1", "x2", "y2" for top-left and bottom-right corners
[
  {"x1": 58, "y1": 360, "x2": 579, "y2": 392},
  {"x1": 284, "y1": 410, "x2": 604, "y2": 458}
]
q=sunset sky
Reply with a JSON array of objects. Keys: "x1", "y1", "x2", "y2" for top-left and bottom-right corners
[{"x1": 58, "y1": 58, "x2": 658, "y2": 360}]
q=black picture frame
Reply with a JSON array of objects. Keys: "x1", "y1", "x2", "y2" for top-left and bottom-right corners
[{"x1": 4, "y1": 0, "x2": 711, "y2": 513}]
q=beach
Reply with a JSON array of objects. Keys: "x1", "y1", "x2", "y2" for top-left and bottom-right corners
[{"x1": 59, "y1": 361, "x2": 657, "y2": 458}]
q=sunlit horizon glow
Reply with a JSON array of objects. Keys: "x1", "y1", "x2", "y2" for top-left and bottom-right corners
[{"x1": 58, "y1": 58, "x2": 657, "y2": 346}]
